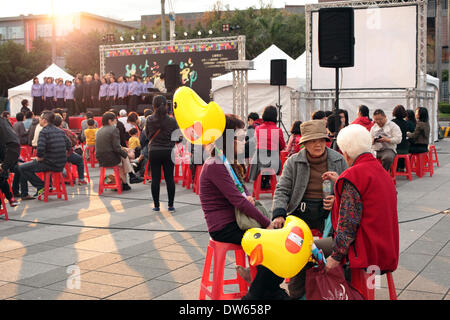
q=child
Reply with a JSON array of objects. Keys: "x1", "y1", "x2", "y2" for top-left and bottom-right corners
[
  {"x1": 127, "y1": 127, "x2": 141, "y2": 161},
  {"x1": 285, "y1": 120, "x2": 302, "y2": 157},
  {"x1": 84, "y1": 119, "x2": 98, "y2": 160}
]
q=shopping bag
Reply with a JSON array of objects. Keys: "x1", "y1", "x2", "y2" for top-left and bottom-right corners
[{"x1": 306, "y1": 265, "x2": 365, "y2": 300}]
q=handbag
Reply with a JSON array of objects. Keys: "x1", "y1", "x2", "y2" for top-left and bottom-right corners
[
  {"x1": 147, "y1": 128, "x2": 161, "y2": 159},
  {"x1": 235, "y1": 200, "x2": 272, "y2": 230},
  {"x1": 306, "y1": 265, "x2": 365, "y2": 300}
]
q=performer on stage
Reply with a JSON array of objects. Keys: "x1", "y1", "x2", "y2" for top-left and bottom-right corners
[
  {"x1": 64, "y1": 80, "x2": 76, "y2": 116},
  {"x1": 127, "y1": 75, "x2": 139, "y2": 112},
  {"x1": 55, "y1": 78, "x2": 66, "y2": 109},
  {"x1": 107, "y1": 76, "x2": 118, "y2": 107},
  {"x1": 99, "y1": 77, "x2": 109, "y2": 113},
  {"x1": 91, "y1": 73, "x2": 101, "y2": 110},
  {"x1": 31, "y1": 77, "x2": 43, "y2": 115},
  {"x1": 117, "y1": 76, "x2": 128, "y2": 106},
  {"x1": 83, "y1": 75, "x2": 93, "y2": 111},
  {"x1": 42, "y1": 77, "x2": 56, "y2": 110},
  {"x1": 143, "y1": 76, "x2": 155, "y2": 104},
  {"x1": 74, "y1": 78, "x2": 84, "y2": 115}
]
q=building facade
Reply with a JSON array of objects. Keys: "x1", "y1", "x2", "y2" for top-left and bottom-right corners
[{"x1": 0, "y1": 12, "x2": 135, "y2": 52}]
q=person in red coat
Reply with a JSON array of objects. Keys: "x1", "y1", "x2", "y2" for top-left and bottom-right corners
[
  {"x1": 249, "y1": 106, "x2": 286, "y2": 189},
  {"x1": 351, "y1": 105, "x2": 374, "y2": 131}
]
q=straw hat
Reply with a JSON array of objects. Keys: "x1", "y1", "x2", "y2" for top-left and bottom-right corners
[{"x1": 299, "y1": 120, "x2": 330, "y2": 144}]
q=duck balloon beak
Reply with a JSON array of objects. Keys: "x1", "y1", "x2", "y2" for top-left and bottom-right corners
[{"x1": 249, "y1": 244, "x2": 263, "y2": 266}]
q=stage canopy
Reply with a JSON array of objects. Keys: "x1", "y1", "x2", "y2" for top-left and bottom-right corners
[
  {"x1": 211, "y1": 44, "x2": 305, "y2": 131},
  {"x1": 8, "y1": 63, "x2": 74, "y2": 116}
]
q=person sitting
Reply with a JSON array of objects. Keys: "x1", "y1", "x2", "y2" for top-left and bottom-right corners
[
  {"x1": 370, "y1": 109, "x2": 402, "y2": 171},
  {"x1": 284, "y1": 120, "x2": 302, "y2": 157},
  {"x1": 19, "y1": 111, "x2": 71, "y2": 200},
  {"x1": 20, "y1": 99, "x2": 31, "y2": 114},
  {"x1": 326, "y1": 113, "x2": 343, "y2": 152},
  {"x1": 54, "y1": 114, "x2": 87, "y2": 185},
  {"x1": 80, "y1": 111, "x2": 98, "y2": 142},
  {"x1": 407, "y1": 107, "x2": 430, "y2": 154},
  {"x1": 13, "y1": 112, "x2": 29, "y2": 145},
  {"x1": 199, "y1": 113, "x2": 290, "y2": 300},
  {"x1": 249, "y1": 106, "x2": 286, "y2": 190},
  {"x1": 84, "y1": 119, "x2": 98, "y2": 148},
  {"x1": 405, "y1": 109, "x2": 416, "y2": 133},
  {"x1": 1, "y1": 111, "x2": 10, "y2": 119},
  {"x1": 270, "y1": 119, "x2": 347, "y2": 299},
  {"x1": 351, "y1": 105, "x2": 373, "y2": 131},
  {"x1": 154, "y1": 73, "x2": 167, "y2": 93},
  {"x1": 312, "y1": 110, "x2": 327, "y2": 122},
  {"x1": 391, "y1": 105, "x2": 410, "y2": 171},
  {"x1": 95, "y1": 112, "x2": 133, "y2": 191},
  {"x1": 127, "y1": 127, "x2": 141, "y2": 161},
  {"x1": 244, "y1": 112, "x2": 262, "y2": 160},
  {"x1": 286, "y1": 124, "x2": 399, "y2": 299},
  {"x1": 23, "y1": 111, "x2": 34, "y2": 131}
]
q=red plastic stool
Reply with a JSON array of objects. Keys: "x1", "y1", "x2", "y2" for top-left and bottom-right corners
[
  {"x1": 351, "y1": 269, "x2": 397, "y2": 300},
  {"x1": 143, "y1": 161, "x2": 152, "y2": 184},
  {"x1": 252, "y1": 168, "x2": 277, "y2": 200},
  {"x1": 38, "y1": 172, "x2": 68, "y2": 203},
  {"x1": 199, "y1": 239, "x2": 256, "y2": 300},
  {"x1": 20, "y1": 145, "x2": 32, "y2": 162},
  {"x1": 428, "y1": 145, "x2": 439, "y2": 167},
  {"x1": 410, "y1": 152, "x2": 433, "y2": 178},
  {"x1": 85, "y1": 146, "x2": 97, "y2": 168},
  {"x1": 182, "y1": 164, "x2": 193, "y2": 189},
  {"x1": 0, "y1": 191, "x2": 9, "y2": 221},
  {"x1": 390, "y1": 154, "x2": 412, "y2": 182},
  {"x1": 63, "y1": 163, "x2": 74, "y2": 187},
  {"x1": 99, "y1": 166, "x2": 122, "y2": 195},
  {"x1": 174, "y1": 162, "x2": 183, "y2": 184},
  {"x1": 193, "y1": 165, "x2": 203, "y2": 195},
  {"x1": 280, "y1": 151, "x2": 288, "y2": 175},
  {"x1": 70, "y1": 162, "x2": 90, "y2": 184}
]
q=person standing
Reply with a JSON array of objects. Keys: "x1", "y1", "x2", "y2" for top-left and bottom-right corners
[
  {"x1": 31, "y1": 77, "x2": 43, "y2": 115},
  {"x1": 107, "y1": 76, "x2": 118, "y2": 108},
  {"x1": 117, "y1": 76, "x2": 128, "y2": 106},
  {"x1": 127, "y1": 75, "x2": 139, "y2": 112},
  {"x1": 64, "y1": 80, "x2": 76, "y2": 116},
  {"x1": 13, "y1": 112, "x2": 29, "y2": 145},
  {"x1": 370, "y1": 109, "x2": 402, "y2": 171},
  {"x1": 83, "y1": 75, "x2": 93, "y2": 111},
  {"x1": 99, "y1": 78, "x2": 109, "y2": 113},
  {"x1": 143, "y1": 95, "x2": 181, "y2": 212},
  {"x1": 74, "y1": 78, "x2": 84, "y2": 115},
  {"x1": 0, "y1": 116, "x2": 20, "y2": 207},
  {"x1": 91, "y1": 73, "x2": 101, "y2": 110},
  {"x1": 42, "y1": 77, "x2": 56, "y2": 110}
]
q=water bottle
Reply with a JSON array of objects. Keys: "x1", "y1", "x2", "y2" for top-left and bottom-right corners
[{"x1": 322, "y1": 179, "x2": 332, "y2": 198}]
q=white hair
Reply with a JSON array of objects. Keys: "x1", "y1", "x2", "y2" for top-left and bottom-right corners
[
  {"x1": 337, "y1": 124, "x2": 372, "y2": 160},
  {"x1": 119, "y1": 109, "x2": 127, "y2": 117}
]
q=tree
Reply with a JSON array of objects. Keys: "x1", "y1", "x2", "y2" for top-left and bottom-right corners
[{"x1": 63, "y1": 30, "x2": 103, "y2": 76}]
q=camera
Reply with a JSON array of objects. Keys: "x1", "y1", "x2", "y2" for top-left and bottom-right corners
[{"x1": 374, "y1": 136, "x2": 382, "y2": 142}]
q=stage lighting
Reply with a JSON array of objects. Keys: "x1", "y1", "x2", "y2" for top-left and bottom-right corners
[
  {"x1": 172, "y1": 33, "x2": 177, "y2": 38},
  {"x1": 222, "y1": 24, "x2": 230, "y2": 32},
  {"x1": 197, "y1": 31, "x2": 202, "y2": 36},
  {"x1": 208, "y1": 30, "x2": 213, "y2": 35},
  {"x1": 142, "y1": 34, "x2": 147, "y2": 40},
  {"x1": 131, "y1": 35, "x2": 135, "y2": 41},
  {"x1": 153, "y1": 33, "x2": 157, "y2": 39},
  {"x1": 119, "y1": 36, "x2": 124, "y2": 41},
  {"x1": 184, "y1": 32, "x2": 188, "y2": 37}
]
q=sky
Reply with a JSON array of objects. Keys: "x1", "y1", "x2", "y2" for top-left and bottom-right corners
[{"x1": 2, "y1": 0, "x2": 316, "y2": 21}]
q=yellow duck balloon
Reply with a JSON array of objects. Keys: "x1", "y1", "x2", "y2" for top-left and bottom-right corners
[
  {"x1": 241, "y1": 216, "x2": 314, "y2": 279},
  {"x1": 173, "y1": 86, "x2": 226, "y2": 145}
]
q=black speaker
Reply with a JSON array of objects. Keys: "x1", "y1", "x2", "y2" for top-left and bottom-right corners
[
  {"x1": 270, "y1": 59, "x2": 287, "y2": 86},
  {"x1": 318, "y1": 7, "x2": 355, "y2": 68},
  {"x1": 164, "y1": 64, "x2": 181, "y2": 92}
]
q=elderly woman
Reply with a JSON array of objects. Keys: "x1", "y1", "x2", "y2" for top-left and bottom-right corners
[
  {"x1": 407, "y1": 107, "x2": 430, "y2": 154},
  {"x1": 199, "y1": 114, "x2": 289, "y2": 300},
  {"x1": 270, "y1": 119, "x2": 347, "y2": 298},
  {"x1": 287, "y1": 124, "x2": 399, "y2": 298}
]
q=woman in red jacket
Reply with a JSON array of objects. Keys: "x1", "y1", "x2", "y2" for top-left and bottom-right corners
[
  {"x1": 351, "y1": 105, "x2": 374, "y2": 131},
  {"x1": 249, "y1": 106, "x2": 286, "y2": 189}
]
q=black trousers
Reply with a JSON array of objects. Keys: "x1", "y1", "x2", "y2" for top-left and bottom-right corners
[
  {"x1": 32, "y1": 97, "x2": 42, "y2": 115},
  {"x1": 56, "y1": 98, "x2": 65, "y2": 109},
  {"x1": 65, "y1": 99, "x2": 77, "y2": 116},
  {"x1": 99, "y1": 97, "x2": 108, "y2": 113},
  {"x1": 149, "y1": 149, "x2": 175, "y2": 208},
  {"x1": 128, "y1": 95, "x2": 138, "y2": 112},
  {"x1": 42, "y1": 97, "x2": 54, "y2": 110},
  {"x1": 75, "y1": 99, "x2": 84, "y2": 114},
  {"x1": 210, "y1": 221, "x2": 285, "y2": 299}
]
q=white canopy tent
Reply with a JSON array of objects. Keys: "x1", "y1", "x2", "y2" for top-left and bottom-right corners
[
  {"x1": 211, "y1": 45, "x2": 305, "y2": 131},
  {"x1": 8, "y1": 64, "x2": 74, "y2": 116}
]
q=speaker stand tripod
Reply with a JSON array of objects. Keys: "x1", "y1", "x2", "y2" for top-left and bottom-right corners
[
  {"x1": 276, "y1": 85, "x2": 290, "y2": 139},
  {"x1": 334, "y1": 67, "x2": 341, "y2": 137}
]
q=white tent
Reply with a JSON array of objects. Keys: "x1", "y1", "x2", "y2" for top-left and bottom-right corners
[
  {"x1": 8, "y1": 63, "x2": 74, "y2": 116},
  {"x1": 211, "y1": 45, "x2": 305, "y2": 131}
]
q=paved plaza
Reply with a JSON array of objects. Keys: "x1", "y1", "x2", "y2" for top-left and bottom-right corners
[{"x1": 0, "y1": 140, "x2": 449, "y2": 300}]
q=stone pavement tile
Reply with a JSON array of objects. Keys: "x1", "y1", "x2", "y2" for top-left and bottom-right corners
[
  {"x1": 15, "y1": 266, "x2": 89, "y2": 288},
  {"x1": 106, "y1": 279, "x2": 181, "y2": 300},
  {"x1": 80, "y1": 271, "x2": 146, "y2": 288},
  {"x1": 123, "y1": 256, "x2": 191, "y2": 271},
  {"x1": 404, "y1": 240, "x2": 447, "y2": 256},
  {"x1": 0, "y1": 243, "x2": 59, "y2": 259},
  {"x1": 0, "y1": 283, "x2": 35, "y2": 300},
  {"x1": 21, "y1": 247, "x2": 103, "y2": 267},
  {"x1": 407, "y1": 256, "x2": 450, "y2": 291},
  {"x1": 155, "y1": 263, "x2": 203, "y2": 284},
  {"x1": 76, "y1": 253, "x2": 128, "y2": 271},
  {"x1": 154, "y1": 279, "x2": 202, "y2": 300},
  {"x1": 13, "y1": 288, "x2": 99, "y2": 300},
  {"x1": 155, "y1": 243, "x2": 207, "y2": 260},
  {"x1": 445, "y1": 293, "x2": 450, "y2": 300},
  {"x1": 379, "y1": 267, "x2": 417, "y2": 290},
  {"x1": 44, "y1": 279, "x2": 125, "y2": 299},
  {"x1": 373, "y1": 288, "x2": 402, "y2": 300},
  {"x1": 438, "y1": 242, "x2": 450, "y2": 257},
  {"x1": 0, "y1": 259, "x2": 60, "y2": 282},
  {"x1": 398, "y1": 290, "x2": 445, "y2": 300},
  {"x1": 418, "y1": 218, "x2": 450, "y2": 243},
  {"x1": 0, "y1": 238, "x2": 30, "y2": 253},
  {"x1": 0, "y1": 256, "x2": 10, "y2": 263},
  {"x1": 97, "y1": 261, "x2": 171, "y2": 280},
  {"x1": 141, "y1": 249, "x2": 205, "y2": 263},
  {"x1": 397, "y1": 253, "x2": 434, "y2": 273},
  {"x1": 177, "y1": 233, "x2": 211, "y2": 248},
  {"x1": 71, "y1": 234, "x2": 146, "y2": 253}
]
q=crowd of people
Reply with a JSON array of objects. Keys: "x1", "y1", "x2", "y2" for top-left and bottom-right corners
[
  {"x1": 29, "y1": 72, "x2": 167, "y2": 116},
  {"x1": 0, "y1": 98, "x2": 432, "y2": 300}
]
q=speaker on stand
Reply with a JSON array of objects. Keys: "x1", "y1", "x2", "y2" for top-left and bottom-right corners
[
  {"x1": 318, "y1": 7, "x2": 355, "y2": 136},
  {"x1": 164, "y1": 64, "x2": 181, "y2": 114},
  {"x1": 270, "y1": 59, "x2": 289, "y2": 138}
]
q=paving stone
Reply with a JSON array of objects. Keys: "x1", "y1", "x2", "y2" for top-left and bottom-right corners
[
  {"x1": 13, "y1": 288, "x2": 99, "y2": 300},
  {"x1": 0, "y1": 259, "x2": 60, "y2": 282},
  {"x1": 44, "y1": 280, "x2": 124, "y2": 299},
  {"x1": 154, "y1": 279, "x2": 202, "y2": 300},
  {"x1": 20, "y1": 247, "x2": 103, "y2": 267},
  {"x1": 123, "y1": 256, "x2": 191, "y2": 270},
  {"x1": 155, "y1": 263, "x2": 203, "y2": 284},
  {"x1": 97, "y1": 262, "x2": 171, "y2": 280},
  {"x1": 404, "y1": 239, "x2": 447, "y2": 256},
  {"x1": 76, "y1": 253, "x2": 128, "y2": 271},
  {"x1": 106, "y1": 279, "x2": 181, "y2": 300},
  {"x1": 398, "y1": 290, "x2": 445, "y2": 300},
  {"x1": 0, "y1": 283, "x2": 35, "y2": 300},
  {"x1": 80, "y1": 271, "x2": 146, "y2": 288}
]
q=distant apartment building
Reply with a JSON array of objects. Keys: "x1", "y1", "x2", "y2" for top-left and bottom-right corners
[{"x1": 0, "y1": 12, "x2": 136, "y2": 52}]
